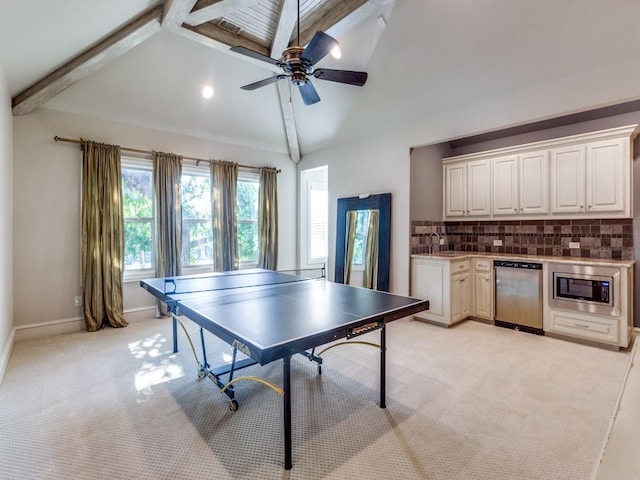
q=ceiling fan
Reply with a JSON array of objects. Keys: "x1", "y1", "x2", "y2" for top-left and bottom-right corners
[{"x1": 230, "y1": 0, "x2": 368, "y2": 106}]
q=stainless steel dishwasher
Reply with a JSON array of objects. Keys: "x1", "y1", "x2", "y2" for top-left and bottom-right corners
[{"x1": 494, "y1": 260, "x2": 544, "y2": 335}]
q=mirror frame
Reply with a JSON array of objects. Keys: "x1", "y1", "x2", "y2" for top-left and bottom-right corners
[{"x1": 334, "y1": 193, "x2": 391, "y2": 291}]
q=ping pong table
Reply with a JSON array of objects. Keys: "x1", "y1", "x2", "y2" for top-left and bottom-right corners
[{"x1": 140, "y1": 269, "x2": 428, "y2": 470}]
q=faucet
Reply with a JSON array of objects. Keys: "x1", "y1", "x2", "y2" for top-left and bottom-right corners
[{"x1": 429, "y1": 232, "x2": 441, "y2": 254}]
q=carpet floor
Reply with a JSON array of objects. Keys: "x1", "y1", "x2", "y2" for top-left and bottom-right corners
[{"x1": 0, "y1": 317, "x2": 630, "y2": 479}]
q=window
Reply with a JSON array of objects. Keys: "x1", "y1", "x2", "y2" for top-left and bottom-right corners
[
  {"x1": 181, "y1": 168, "x2": 213, "y2": 268},
  {"x1": 237, "y1": 172, "x2": 260, "y2": 266},
  {"x1": 308, "y1": 180, "x2": 328, "y2": 262},
  {"x1": 122, "y1": 158, "x2": 259, "y2": 277},
  {"x1": 122, "y1": 159, "x2": 154, "y2": 275}
]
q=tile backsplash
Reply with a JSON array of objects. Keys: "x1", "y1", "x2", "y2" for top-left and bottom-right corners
[{"x1": 411, "y1": 219, "x2": 633, "y2": 260}]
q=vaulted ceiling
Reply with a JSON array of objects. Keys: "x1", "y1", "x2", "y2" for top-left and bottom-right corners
[{"x1": 2, "y1": 1, "x2": 640, "y2": 160}]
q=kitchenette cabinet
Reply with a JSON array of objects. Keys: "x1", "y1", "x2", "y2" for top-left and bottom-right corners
[
  {"x1": 410, "y1": 253, "x2": 633, "y2": 349},
  {"x1": 410, "y1": 256, "x2": 490, "y2": 326},
  {"x1": 443, "y1": 125, "x2": 637, "y2": 220}
]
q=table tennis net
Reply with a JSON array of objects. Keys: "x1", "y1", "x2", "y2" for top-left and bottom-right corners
[{"x1": 162, "y1": 267, "x2": 325, "y2": 295}]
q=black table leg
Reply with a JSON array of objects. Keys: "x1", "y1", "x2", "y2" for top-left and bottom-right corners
[
  {"x1": 283, "y1": 354, "x2": 292, "y2": 469},
  {"x1": 172, "y1": 316, "x2": 178, "y2": 353},
  {"x1": 380, "y1": 323, "x2": 386, "y2": 409}
]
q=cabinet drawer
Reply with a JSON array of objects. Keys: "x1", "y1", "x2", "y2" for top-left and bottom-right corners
[
  {"x1": 474, "y1": 259, "x2": 492, "y2": 272},
  {"x1": 451, "y1": 260, "x2": 470, "y2": 273},
  {"x1": 548, "y1": 310, "x2": 619, "y2": 345}
]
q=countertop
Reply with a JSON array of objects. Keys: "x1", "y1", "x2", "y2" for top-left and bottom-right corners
[{"x1": 411, "y1": 251, "x2": 635, "y2": 268}]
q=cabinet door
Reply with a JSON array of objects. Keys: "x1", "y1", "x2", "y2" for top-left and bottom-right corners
[
  {"x1": 444, "y1": 163, "x2": 467, "y2": 217},
  {"x1": 467, "y1": 160, "x2": 491, "y2": 216},
  {"x1": 519, "y1": 150, "x2": 549, "y2": 215},
  {"x1": 492, "y1": 155, "x2": 519, "y2": 215},
  {"x1": 474, "y1": 271, "x2": 492, "y2": 319},
  {"x1": 550, "y1": 145, "x2": 586, "y2": 213},
  {"x1": 411, "y1": 260, "x2": 444, "y2": 315},
  {"x1": 586, "y1": 138, "x2": 626, "y2": 213},
  {"x1": 451, "y1": 272, "x2": 472, "y2": 323}
]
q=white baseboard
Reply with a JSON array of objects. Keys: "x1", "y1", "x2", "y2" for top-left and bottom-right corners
[
  {"x1": 13, "y1": 306, "x2": 157, "y2": 343},
  {"x1": 0, "y1": 327, "x2": 16, "y2": 388}
]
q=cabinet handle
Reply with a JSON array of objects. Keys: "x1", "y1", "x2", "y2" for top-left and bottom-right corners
[
  {"x1": 573, "y1": 323, "x2": 590, "y2": 329},
  {"x1": 513, "y1": 208, "x2": 517, "y2": 212},
  {"x1": 587, "y1": 205, "x2": 592, "y2": 209}
]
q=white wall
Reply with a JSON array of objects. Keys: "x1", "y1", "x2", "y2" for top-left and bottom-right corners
[
  {"x1": 0, "y1": 63, "x2": 14, "y2": 379},
  {"x1": 12, "y1": 108, "x2": 296, "y2": 332},
  {"x1": 299, "y1": 134, "x2": 413, "y2": 295}
]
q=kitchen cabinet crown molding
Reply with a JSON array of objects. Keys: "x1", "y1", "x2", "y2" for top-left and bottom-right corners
[{"x1": 442, "y1": 124, "x2": 638, "y2": 164}]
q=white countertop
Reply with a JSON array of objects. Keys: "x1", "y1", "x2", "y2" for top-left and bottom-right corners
[{"x1": 411, "y1": 251, "x2": 635, "y2": 268}]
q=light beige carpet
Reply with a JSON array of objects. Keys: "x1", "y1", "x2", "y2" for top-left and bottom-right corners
[{"x1": 0, "y1": 317, "x2": 630, "y2": 480}]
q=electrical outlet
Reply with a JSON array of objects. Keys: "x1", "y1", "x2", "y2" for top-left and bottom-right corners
[
  {"x1": 569, "y1": 241, "x2": 580, "y2": 249},
  {"x1": 493, "y1": 239, "x2": 503, "y2": 246},
  {"x1": 439, "y1": 238, "x2": 445, "y2": 245},
  {"x1": 74, "y1": 296, "x2": 82, "y2": 307}
]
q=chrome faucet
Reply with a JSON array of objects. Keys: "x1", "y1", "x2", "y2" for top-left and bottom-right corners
[{"x1": 429, "y1": 232, "x2": 441, "y2": 254}]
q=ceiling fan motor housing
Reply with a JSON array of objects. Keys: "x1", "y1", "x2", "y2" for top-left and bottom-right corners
[{"x1": 282, "y1": 46, "x2": 313, "y2": 85}]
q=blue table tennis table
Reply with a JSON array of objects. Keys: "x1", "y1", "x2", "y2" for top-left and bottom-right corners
[{"x1": 140, "y1": 269, "x2": 428, "y2": 470}]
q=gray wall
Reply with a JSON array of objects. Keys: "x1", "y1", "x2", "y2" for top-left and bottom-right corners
[{"x1": 410, "y1": 143, "x2": 451, "y2": 221}]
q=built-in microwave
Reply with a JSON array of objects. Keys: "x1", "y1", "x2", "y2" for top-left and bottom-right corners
[{"x1": 548, "y1": 263, "x2": 620, "y2": 316}]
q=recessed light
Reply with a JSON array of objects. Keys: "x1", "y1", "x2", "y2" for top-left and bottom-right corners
[
  {"x1": 202, "y1": 85, "x2": 214, "y2": 99},
  {"x1": 331, "y1": 46, "x2": 341, "y2": 59}
]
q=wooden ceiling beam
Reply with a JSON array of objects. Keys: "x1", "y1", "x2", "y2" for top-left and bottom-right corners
[
  {"x1": 276, "y1": 80, "x2": 301, "y2": 164},
  {"x1": 185, "y1": 0, "x2": 262, "y2": 27},
  {"x1": 296, "y1": 0, "x2": 392, "y2": 47},
  {"x1": 12, "y1": 5, "x2": 163, "y2": 116},
  {"x1": 162, "y1": 0, "x2": 198, "y2": 27},
  {"x1": 270, "y1": 0, "x2": 298, "y2": 59}
]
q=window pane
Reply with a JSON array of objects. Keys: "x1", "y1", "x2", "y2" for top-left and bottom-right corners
[
  {"x1": 122, "y1": 165, "x2": 154, "y2": 273},
  {"x1": 308, "y1": 184, "x2": 327, "y2": 261},
  {"x1": 122, "y1": 168, "x2": 153, "y2": 217},
  {"x1": 181, "y1": 173, "x2": 212, "y2": 267},
  {"x1": 237, "y1": 177, "x2": 259, "y2": 264}
]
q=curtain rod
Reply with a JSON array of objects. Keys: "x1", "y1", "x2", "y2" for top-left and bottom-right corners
[{"x1": 53, "y1": 136, "x2": 281, "y2": 173}]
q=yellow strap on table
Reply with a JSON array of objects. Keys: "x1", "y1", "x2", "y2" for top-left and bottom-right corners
[
  {"x1": 173, "y1": 314, "x2": 201, "y2": 368},
  {"x1": 317, "y1": 341, "x2": 380, "y2": 356},
  {"x1": 220, "y1": 376, "x2": 285, "y2": 397}
]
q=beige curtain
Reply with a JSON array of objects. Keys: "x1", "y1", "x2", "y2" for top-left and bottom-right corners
[
  {"x1": 81, "y1": 140, "x2": 127, "y2": 332},
  {"x1": 343, "y1": 210, "x2": 358, "y2": 285},
  {"x1": 258, "y1": 167, "x2": 278, "y2": 270},
  {"x1": 363, "y1": 210, "x2": 379, "y2": 289},
  {"x1": 153, "y1": 152, "x2": 183, "y2": 279},
  {"x1": 211, "y1": 160, "x2": 238, "y2": 272}
]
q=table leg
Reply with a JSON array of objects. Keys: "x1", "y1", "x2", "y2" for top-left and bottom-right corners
[
  {"x1": 172, "y1": 316, "x2": 178, "y2": 353},
  {"x1": 283, "y1": 354, "x2": 292, "y2": 470},
  {"x1": 380, "y1": 323, "x2": 386, "y2": 409}
]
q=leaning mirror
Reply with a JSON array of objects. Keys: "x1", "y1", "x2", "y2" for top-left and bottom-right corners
[{"x1": 335, "y1": 193, "x2": 391, "y2": 291}]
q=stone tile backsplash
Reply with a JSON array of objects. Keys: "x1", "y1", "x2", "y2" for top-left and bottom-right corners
[{"x1": 411, "y1": 219, "x2": 633, "y2": 260}]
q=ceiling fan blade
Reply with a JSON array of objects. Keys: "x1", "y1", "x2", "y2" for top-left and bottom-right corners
[
  {"x1": 313, "y1": 69, "x2": 368, "y2": 86},
  {"x1": 298, "y1": 81, "x2": 321, "y2": 106},
  {"x1": 231, "y1": 46, "x2": 282, "y2": 67},
  {"x1": 301, "y1": 31, "x2": 338, "y2": 66},
  {"x1": 241, "y1": 75, "x2": 287, "y2": 90}
]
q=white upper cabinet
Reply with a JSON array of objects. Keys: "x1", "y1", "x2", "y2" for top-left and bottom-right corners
[
  {"x1": 586, "y1": 138, "x2": 626, "y2": 213},
  {"x1": 444, "y1": 159, "x2": 491, "y2": 218},
  {"x1": 550, "y1": 145, "x2": 586, "y2": 213},
  {"x1": 492, "y1": 151, "x2": 548, "y2": 216},
  {"x1": 443, "y1": 125, "x2": 637, "y2": 220}
]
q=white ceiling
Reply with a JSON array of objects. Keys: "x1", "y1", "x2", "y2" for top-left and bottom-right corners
[{"x1": 2, "y1": 0, "x2": 640, "y2": 157}]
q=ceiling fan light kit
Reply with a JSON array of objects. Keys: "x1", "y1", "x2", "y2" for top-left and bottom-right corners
[{"x1": 230, "y1": 1, "x2": 368, "y2": 106}]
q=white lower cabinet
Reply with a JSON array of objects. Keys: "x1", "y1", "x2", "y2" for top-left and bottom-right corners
[
  {"x1": 546, "y1": 310, "x2": 620, "y2": 346},
  {"x1": 410, "y1": 256, "x2": 484, "y2": 327},
  {"x1": 473, "y1": 259, "x2": 493, "y2": 320}
]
